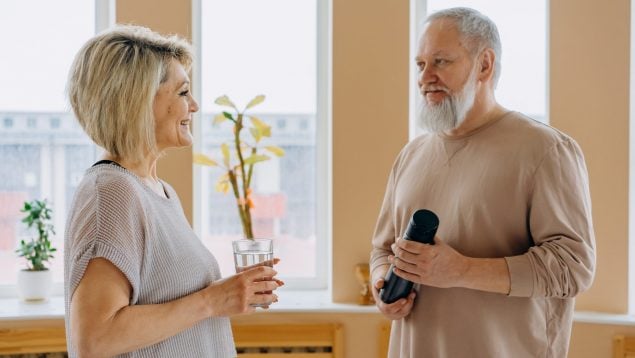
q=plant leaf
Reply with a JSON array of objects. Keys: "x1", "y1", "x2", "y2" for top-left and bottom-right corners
[
  {"x1": 222, "y1": 111, "x2": 234, "y2": 120},
  {"x1": 243, "y1": 154, "x2": 270, "y2": 165},
  {"x1": 245, "y1": 95, "x2": 266, "y2": 110},
  {"x1": 265, "y1": 146, "x2": 285, "y2": 157},
  {"x1": 213, "y1": 113, "x2": 227, "y2": 125},
  {"x1": 215, "y1": 95, "x2": 237, "y2": 109},
  {"x1": 250, "y1": 127, "x2": 262, "y2": 143},
  {"x1": 193, "y1": 153, "x2": 218, "y2": 167},
  {"x1": 221, "y1": 143, "x2": 230, "y2": 167},
  {"x1": 215, "y1": 179, "x2": 230, "y2": 194},
  {"x1": 250, "y1": 116, "x2": 271, "y2": 137}
]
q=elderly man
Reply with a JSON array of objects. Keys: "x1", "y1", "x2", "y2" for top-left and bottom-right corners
[{"x1": 370, "y1": 7, "x2": 595, "y2": 358}]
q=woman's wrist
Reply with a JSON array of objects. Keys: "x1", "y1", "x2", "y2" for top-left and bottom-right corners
[{"x1": 198, "y1": 286, "x2": 217, "y2": 318}]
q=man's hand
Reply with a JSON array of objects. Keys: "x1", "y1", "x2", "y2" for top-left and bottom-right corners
[
  {"x1": 371, "y1": 266, "x2": 416, "y2": 320},
  {"x1": 390, "y1": 236, "x2": 469, "y2": 288}
]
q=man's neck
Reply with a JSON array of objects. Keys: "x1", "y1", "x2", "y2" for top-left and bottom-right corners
[{"x1": 445, "y1": 99, "x2": 507, "y2": 138}]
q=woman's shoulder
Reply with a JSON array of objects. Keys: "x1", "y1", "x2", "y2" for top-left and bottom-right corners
[{"x1": 77, "y1": 164, "x2": 145, "y2": 204}]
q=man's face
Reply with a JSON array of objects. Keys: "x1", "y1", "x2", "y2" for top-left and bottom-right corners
[{"x1": 415, "y1": 19, "x2": 479, "y2": 132}]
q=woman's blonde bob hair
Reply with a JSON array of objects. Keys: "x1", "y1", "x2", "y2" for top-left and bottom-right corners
[{"x1": 67, "y1": 25, "x2": 193, "y2": 163}]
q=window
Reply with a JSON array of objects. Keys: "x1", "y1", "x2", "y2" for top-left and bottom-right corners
[
  {"x1": 195, "y1": 0, "x2": 328, "y2": 288},
  {"x1": 27, "y1": 117, "x2": 37, "y2": 129},
  {"x1": 50, "y1": 117, "x2": 61, "y2": 129},
  {"x1": 3, "y1": 118, "x2": 13, "y2": 129},
  {"x1": 410, "y1": 0, "x2": 547, "y2": 136},
  {"x1": 0, "y1": 1, "x2": 105, "y2": 292}
]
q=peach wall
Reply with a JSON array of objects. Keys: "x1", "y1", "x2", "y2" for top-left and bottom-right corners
[
  {"x1": 117, "y1": 0, "x2": 194, "y2": 225},
  {"x1": 332, "y1": 0, "x2": 410, "y2": 303},
  {"x1": 550, "y1": 0, "x2": 630, "y2": 313}
]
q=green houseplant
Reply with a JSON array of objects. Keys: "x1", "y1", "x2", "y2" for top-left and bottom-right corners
[
  {"x1": 16, "y1": 199, "x2": 57, "y2": 270},
  {"x1": 194, "y1": 94, "x2": 284, "y2": 240},
  {"x1": 15, "y1": 199, "x2": 57, "y2": 301}
]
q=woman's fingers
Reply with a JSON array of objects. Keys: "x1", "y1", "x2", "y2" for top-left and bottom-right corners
[
  {"x1": 242, "y1": 257, "x2": 281, "y2": 270},
  {"x1": 241, "y1": 265, "x2": 278, "y2": 280},
  {"x1": 251, "y1": 278, "x2": 281, "y2": 293}
]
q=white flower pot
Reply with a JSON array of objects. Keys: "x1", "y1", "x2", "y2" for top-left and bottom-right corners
[{"x1": 17, "y1": 269, "x2": 53, "y2": 301}]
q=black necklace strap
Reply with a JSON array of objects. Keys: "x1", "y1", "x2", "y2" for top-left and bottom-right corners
[{"x1": 92, "y1": 159, "x2": 123, "y2": 168}]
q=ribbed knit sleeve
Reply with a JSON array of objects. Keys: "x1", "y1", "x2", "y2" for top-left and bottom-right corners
[
  {"x1": 66, "y1": 172, "x2": 145, "y2": 304},
  {"x1": 506, "y1": 138, "x2": 596, "y2": 297}
]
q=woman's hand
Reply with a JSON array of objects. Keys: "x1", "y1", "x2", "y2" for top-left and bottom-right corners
[{"x1": 203, "y1": 263, "x2": 283, "y2": 316}]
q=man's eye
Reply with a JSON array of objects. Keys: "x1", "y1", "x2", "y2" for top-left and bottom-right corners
[
  {"x1": 435, "y1": 59, "x2": 447, "y2": 65},
  {"x1": 179, "y1": 90, "x2": 190, "y2": 96}
]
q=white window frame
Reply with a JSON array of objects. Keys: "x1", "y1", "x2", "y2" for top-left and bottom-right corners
[
  {"x1": 0, "y1": 0, "x2": 115, "y2": 299},
  {"x1": 192, "y1": 0, "x2": 332, "y2": 290}
]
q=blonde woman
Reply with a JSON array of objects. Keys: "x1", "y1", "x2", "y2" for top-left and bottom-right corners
[{"x1": 64, "y1": 25, "x2": 282, "y2": 357}]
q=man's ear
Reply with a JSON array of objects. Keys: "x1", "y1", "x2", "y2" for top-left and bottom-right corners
[{"x1": 478, "y1": 48, "x2": 495, "y2": 82}]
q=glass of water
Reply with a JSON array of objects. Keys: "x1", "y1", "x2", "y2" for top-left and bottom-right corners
[{"x1": 232, "y1": 238, "x2": 274, "y2": 307}]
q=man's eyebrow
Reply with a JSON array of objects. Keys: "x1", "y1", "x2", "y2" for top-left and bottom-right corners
[{"x1": 415, "y1": 51, "x2": 450, "y2": 62}]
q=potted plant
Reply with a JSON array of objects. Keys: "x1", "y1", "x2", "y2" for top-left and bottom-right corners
[
  {"x1": 15, "y1": 199, "x2": 57, "y2": 301},
  {"x1": 194, "y1": 95, "x2": 283, "y2": 277}
]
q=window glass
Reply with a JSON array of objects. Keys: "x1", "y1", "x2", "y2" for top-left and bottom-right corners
[
  {"x1": 200, "y1": 0, "x2": 321, "y2": 283},
  {"x1": 0, "y1": 0, "x2": 97, "y2": 285}
]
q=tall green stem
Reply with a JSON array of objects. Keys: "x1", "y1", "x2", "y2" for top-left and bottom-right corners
[{"x1": 233, "y1": 113, "x2": 254, "y2": 239}]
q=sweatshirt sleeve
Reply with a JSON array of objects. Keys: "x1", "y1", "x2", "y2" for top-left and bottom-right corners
[
  {"x1": 370, "y1": 154, "x2": 402, "y2": 283},
  {"x1": 505, "y1": 138, "x2": 596, "y2": 297}
]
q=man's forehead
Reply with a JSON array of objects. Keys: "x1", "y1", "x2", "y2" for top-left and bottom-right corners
[{"x1": 417, "y1": 19, "x2": 467, "y2": 55}]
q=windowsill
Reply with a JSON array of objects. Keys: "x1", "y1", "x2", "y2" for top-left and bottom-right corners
[
  {"x1": 0, "y1": 296, "x2": 65, "y2": 321},
  {"x1": 573, "y1": 310, "x2": 635, "y2": 326},
  {"x1": 5, "y1": 294, "x2": 630, "y2": 324},
  {"x1": 262, "y1": 289, "x2": 379, "y2": 313},
  {"x1": 0, "y1": 290, "x2": 378, "y2": 322}
]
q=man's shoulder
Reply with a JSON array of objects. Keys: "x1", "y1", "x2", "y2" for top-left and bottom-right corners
[{"x1": 502, "y1": 111, "x2": 576, "y2": 148}]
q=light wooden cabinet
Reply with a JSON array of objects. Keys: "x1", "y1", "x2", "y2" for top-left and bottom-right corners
[{"x1": 0, "y1": 322, "x2": 343, "y2": 357}]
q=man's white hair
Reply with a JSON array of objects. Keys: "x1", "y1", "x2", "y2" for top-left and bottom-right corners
[{"x1": 426, "y1": 7, "x2": 502, "y2": 87}]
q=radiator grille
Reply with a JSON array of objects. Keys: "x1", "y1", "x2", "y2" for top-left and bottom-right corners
[{"x1": 233, "y1": 323, "x2": 343, "y2": 358}]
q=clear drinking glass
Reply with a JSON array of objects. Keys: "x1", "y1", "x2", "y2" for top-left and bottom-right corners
[{"x1": 232, "y1": 238, "x2": 274, "y2": 307}]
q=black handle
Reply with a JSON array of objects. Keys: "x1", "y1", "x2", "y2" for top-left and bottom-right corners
[{"x1": 379, "y1": 209, "x2": 438, "y2": 304}]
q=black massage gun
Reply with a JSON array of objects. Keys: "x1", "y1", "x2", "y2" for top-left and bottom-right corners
[{"x1": 379, "y1": 209, "x2": 439, "y2": 304}]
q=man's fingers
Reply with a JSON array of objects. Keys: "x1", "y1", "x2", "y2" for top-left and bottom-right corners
[
  {"x1": 394, "y1": 267, "x2": 419, "y2": 282},
  {"x1": 392, "y1": 256, "x2": 419, "y2": 274},
  {"x1": 374, "y1": 278, "x2": 385, "y2": 289}
]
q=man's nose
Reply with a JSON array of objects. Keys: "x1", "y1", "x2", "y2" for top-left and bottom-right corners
[{"x1": 418, "y1": 66, "x2": 437, "y2": 87}]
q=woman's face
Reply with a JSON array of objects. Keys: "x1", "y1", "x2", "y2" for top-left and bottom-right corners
[{"x1": 153, "y1": 59, "x2": 199, "y2": 151}]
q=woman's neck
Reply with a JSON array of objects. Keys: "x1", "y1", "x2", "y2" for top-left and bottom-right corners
[{"x1": 102, "y1": 153, "x2": 163, "y2": 195}]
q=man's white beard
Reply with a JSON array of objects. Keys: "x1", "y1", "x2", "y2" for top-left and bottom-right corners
[{"x1": 417, "y1": 67, "x2": 478, "y2": 133}]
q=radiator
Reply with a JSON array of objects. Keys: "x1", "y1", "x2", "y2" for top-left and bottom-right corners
[{"x1": 233, "y1": 323, "x2": 343, "y2": 358}]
